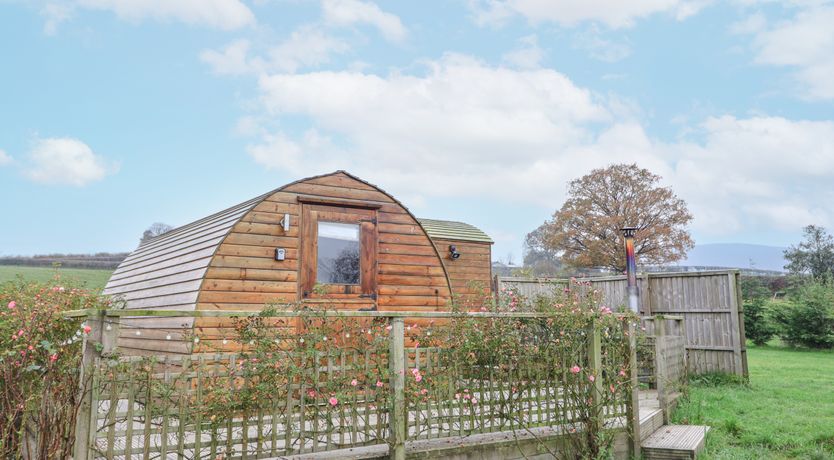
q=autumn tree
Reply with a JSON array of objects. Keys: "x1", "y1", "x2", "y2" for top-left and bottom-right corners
[
  {"x1": 539, "y1": 163, "x2": 693, "y2": 272},
  {"x1": 139, "y1": 222, "x2": 173, "y2": 246},
  {"x1": 784, "y1": 225, "x2": 834, "y2": 279},
  {"x1": 523, "y1": 225, "x2": 563, "y2": 276}
]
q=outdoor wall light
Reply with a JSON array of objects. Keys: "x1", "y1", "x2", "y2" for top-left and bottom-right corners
[
  {"x1": 449, "y1": 245, "x2": 461, "y2": 260},
  {"x1": 279, "y1": 213, "x2": 291, "y2": 233}
]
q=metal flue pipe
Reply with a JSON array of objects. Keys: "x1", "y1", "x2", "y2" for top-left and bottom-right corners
[{"x1": 622, "y1": 227, "x2": 640, "y2": 313}]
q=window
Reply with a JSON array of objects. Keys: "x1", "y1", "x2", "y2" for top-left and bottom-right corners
[
  {"x1": 316, "y1": 222, "x2": 360, "y2": 284},
  {"x1": 300, "y1": 203, "x2": 378, "y2": 301}
]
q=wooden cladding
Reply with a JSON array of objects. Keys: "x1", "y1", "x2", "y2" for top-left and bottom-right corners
[
  {"x1": 106, "y1": 171, "x2": 495, "y2": 355},
  {"x1": 430, "y1": 238, "x2": 493, "y2": 307},
  {"x1": 195, "y1": 172, "x2": 454, "y2": 347}
]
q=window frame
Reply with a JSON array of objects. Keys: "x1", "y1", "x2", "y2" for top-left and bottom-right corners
[{"x1": 299, "y1": 203, "x2": 378, "y2": 302}]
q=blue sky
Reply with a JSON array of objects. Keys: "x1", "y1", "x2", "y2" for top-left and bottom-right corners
[{"x1": 1, "y1": 0, "x2": 833, "y2": 261}]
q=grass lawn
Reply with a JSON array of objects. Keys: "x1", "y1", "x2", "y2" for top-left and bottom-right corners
[
  {"x1": 673, "y1": 343, "x2": 834, "y2": 459},
  {"x1": 0, "y1": 265, "x2": 112, "y2": 291}
]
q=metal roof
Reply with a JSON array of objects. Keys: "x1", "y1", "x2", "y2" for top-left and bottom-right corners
[
  {"x1": 102, "y1": 194, "x2": 266, "y2": 310},
  {"x1": 417, "y1": 218, "x2": 493, "y2": 244}
]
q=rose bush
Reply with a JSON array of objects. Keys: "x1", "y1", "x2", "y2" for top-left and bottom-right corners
[
  {"x1": 0, "y1": 278, "x2": 106, "y2": 459},
  {"x1": 199, "y1": 278, "x2": 638, "y2": 458}
]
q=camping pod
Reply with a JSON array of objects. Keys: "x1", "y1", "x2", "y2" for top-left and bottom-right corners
[{"x1": 103, "y1": 171, "x2": 493, "y2": 355}]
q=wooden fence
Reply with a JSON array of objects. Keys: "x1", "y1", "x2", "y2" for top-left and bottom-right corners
[
  {"x1": 68, "y1": 309, "x2": 642, "y2": 460},
  {"x1": 496, "y1": 270, "x2": 748, "y2": 377}
]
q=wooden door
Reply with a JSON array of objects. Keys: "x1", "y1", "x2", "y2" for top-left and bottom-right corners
[{"x1": 300, "y1": 204, "x2": 378, "y2": 310}]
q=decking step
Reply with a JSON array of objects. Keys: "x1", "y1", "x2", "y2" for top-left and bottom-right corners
[
  {"x1": 639, "y1": 407, "x2": 664, "y2": 441},
  {"x1": 642, "y1": 425, "x2": 710, "y2": 460}
]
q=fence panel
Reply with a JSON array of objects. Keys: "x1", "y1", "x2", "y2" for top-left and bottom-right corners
[
  {"x1": 72, "y1": 311, "x2": 640, "y2": 459},
  {"x1": 496, "y1": 270, "x2": 748, "y2": 377}
]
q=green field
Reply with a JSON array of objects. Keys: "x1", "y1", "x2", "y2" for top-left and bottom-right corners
[
  {"x1": 673, "y1": 343, "x2": 834, "y2": 459},
  {"x1": 0, "y1": 265, "x2": 112, "y2": 290}
]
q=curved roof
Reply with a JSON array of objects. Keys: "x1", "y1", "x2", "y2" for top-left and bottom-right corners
[
  {"x1": 104, "y1": 171, "x2": 476, "y2": 311},
  {"x1": 417, "y1": 218, "x2": 493, "y2": 244},
  {"x1": 102, "y1": 193, "x2": 267, "y2": 310}
]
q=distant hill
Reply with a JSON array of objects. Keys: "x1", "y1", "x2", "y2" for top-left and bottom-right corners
[
  {"x1": 677, "y1": 244, "x2": 788, "y2": 272},
  {"x1": 0, "y1": 253, "x2": 128, "y2": 270}
]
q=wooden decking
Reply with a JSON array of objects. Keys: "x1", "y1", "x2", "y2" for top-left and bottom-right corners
[
  {"x1": 640, "y1": 391, "x2": 709, "y2": 460},
  {"x1": 642, "y1": 425, "x2": 710, "y2": 460},
  {"x1": 276, "y1": 391, "x2": 679, "y2": 460}
]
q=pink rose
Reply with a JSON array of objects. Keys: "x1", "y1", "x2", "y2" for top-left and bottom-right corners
[
  {"x1": 420, "y1": 388, "x2": 428, "y2": 395},
  {"x1": 307, "y1": 390, "x2": 317, "y2": 398},
  {"x1": 351, "y1": 379, "x2": 358, "y2": 386},
  {"x1": 7, "y1": 301, "x2": 15, "y2": 309},
  {"x1": 588, "y1": 375, "x2": 595, "y2": 382},
  {"x1": 570, "y1": 365, "x2": 581, "y2": 374},
  {"x1": 471, "y1": 398, "x2": 478, "y2": 405},
  {"x1": 50, "y1": 353, "x2": 58, "y2": 362},
  {"x1": 618, "y1": 370, "x2": 627, "y2": 377},
  {"x1": 329, "y1": 397, "x2": 338, "y2": 406},
  {"x1": 376, "y1": 381, "x2": 384, "y2": 388},
  {"x1": 415, "y1": 375, "x2": 423, "y2": 382},
  {"x1": 82, "y1": 325, "x2": 92, "y2": 335}
]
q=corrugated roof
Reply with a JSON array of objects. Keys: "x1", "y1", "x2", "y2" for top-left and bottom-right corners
[
  {"x1": 103, "y1": 194, "x2": 267, "y2": 310},
  {"x1": 417, "y1": 218, "x2": 493, "y2": 244}
]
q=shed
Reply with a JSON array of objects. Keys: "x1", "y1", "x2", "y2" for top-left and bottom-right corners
[{"x1": 103, "y1": 171, "x2": 493, "y2": 355}]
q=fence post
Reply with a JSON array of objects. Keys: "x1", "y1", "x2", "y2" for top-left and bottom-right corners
[
  {"x1": 73, "y1": 311, "x2": 100, "y2": 460},
  {"x1": 588, "y1": 323, "x2": 603, "y2": 440},
  {"x1": 73, "y1": 310, "x2": 118, "y2": 460},
  {"x1": 654, "y1": 316, "x2": 668, "y2": 423},
  {"x1": 588, "y1": 322, "x2": 605, "y2": 454},
  {"x1": 101, "y1": 311, "x2": 120, "y2": 357},
  {"x1": 388, "y1": 318, "x2": 406, "y2": 460},
  {"x1": 626, "y1": 319, "x2": 642, "y2": 458}
]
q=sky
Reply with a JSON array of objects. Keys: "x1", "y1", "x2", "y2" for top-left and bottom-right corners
[{"x1": 1, "y1": 0, "x2": 833, "y2": 261}]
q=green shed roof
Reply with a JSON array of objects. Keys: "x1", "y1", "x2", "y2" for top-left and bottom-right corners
[{"x1": 417, "y1": 218, "x2": 493, "y2": 244}]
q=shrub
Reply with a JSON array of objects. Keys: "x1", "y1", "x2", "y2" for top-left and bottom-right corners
[
  {"x1": 744, "y1": 297, "x2": 777, "y2": 346},
  {"x1": 772, "y1": 282, "x2": 834, "y2": 349},
  {"x1": 0, "y1": 278, "x2": 106, "y2": 459},
  {"x1": 203, "y1": 279, "x2": 639, "y2": 459}
]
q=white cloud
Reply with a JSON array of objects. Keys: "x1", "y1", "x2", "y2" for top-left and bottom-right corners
[
  {"x1": 572, "y1": 26, "x2": 632, "y2": 62},
  {"x1": 668, "y1": 115, "x2": 834, "y2": 233},
  {"x1": 322, "y1": 0, "x2": 407, "y2": 42},
  {"x1": 737, "y1": 5, "x2": 834, "y2": 99},
  {"x1": 0, "y1": 149, "x2": 12, "y2": 166},
  {"x1": 249, "y1": 54, "x2": 635, "y2": 205},
  {"x1": 502, "y1": 35, "x2": 544, "y2": 69},
  {"x1": 237, "y1": 53, "x2": 834, "y2": 238},
  {"x1": 469, "y1": 0, "x2": 710, "y2": 28},
  {"x1": 200, "y1": 39, "x2": 253, "y2": 75},
  {"x1": 40, "y1": 2, "x2": 74, "y2": 35},
  {"x1": 201, "y1": 27, "x2": 350, "y2": 75},
  {"x1": 25, "y1": 137, "x2": 118, "y2": 186},
  {"x1": 44, "y1": 0, "x2": 255, "y2": 31},
  {"x1": 266, "y1": 26, "x2": 350, "y2": 73}
]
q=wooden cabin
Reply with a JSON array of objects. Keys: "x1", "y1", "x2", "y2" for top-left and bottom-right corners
[{"x1": 103, "y1": 171, "x2": 493, "y2": 355}]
